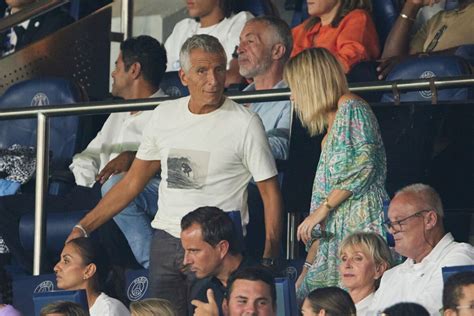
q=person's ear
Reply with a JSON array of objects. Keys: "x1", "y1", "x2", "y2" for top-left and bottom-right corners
[
  {"x1": 374, "y1": 262, "x2": 388, "y2": 279},
  {"x1": 271, "y1": 43, "x2": 285, "y2": 61},
  {"x1": 83, "y1": 263, "x2": 97, "y2": 280},
  {"x1": 217, "y1": 240, "x2": 230, "y2": 259},
  {"x1": 443, "y1": 308, "x2": 456, "y2": 316},
  {"x1": 318, "y1": 309, "x2": 327, "y2": 316},
  {"x1": 179, "y1": 68, "x2": 188, "y2": 86},
  {"x1": 425, "y1": 211, "x2": 438, "y2": 230},
  {"x1": 129, "y1": 62, "x2": 142, "y2": 80}
]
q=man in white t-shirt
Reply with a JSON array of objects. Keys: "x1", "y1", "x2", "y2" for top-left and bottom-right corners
[
  {"x1": 369, "y1": 183, "x2": 474, "y2": 315},
  {"x1": 165, "y1": 0, "x2": 253, "y2": 86},
  {"x1": 67, "y1": 34, "x2": 283, "y2": 316}
]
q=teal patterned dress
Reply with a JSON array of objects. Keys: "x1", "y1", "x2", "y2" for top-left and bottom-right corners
[{"x1": 297, "y1": 98, "x2": 388, "y2": 302}]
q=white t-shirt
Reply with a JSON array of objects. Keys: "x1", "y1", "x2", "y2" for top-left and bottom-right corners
[
  {"x1": 164, "y1": 11, "x2": 253, "y2": 71},
  {"x1": 369, "y1": 233, "x2": 474, "y2": 315},
  {"x1": 89, "y1": 292, "x2": 130, "y2": 316},
  {"x1": 136, "y1": 96, "x2": 277, "y2": 237},
  {"x1": 355, "y1": 292, "x2": 374, "y2": 316},
  {"x1": 70, "y1": 90, "x2": 166, "y2": 187}
]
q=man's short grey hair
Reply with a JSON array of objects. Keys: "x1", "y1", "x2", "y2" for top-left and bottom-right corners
[
  {"x1": 246, "y1": 16, "x2": 293, "y2": 62},
  {"x1": 395, "y1": 183, "x2": 444, "y2": 217},
  {"x1": 179, "y1": 34, "x2": 227, "y2": 73}
]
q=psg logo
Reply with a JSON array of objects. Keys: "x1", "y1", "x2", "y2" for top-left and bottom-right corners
[
  {"x1": 31, "y1": 93, "x2": 50, "y2": 106},
  {"x1": 419, "y1": 71, "x2": 436, "y2": 99},
  {"x1": 127, "y1": 276, "x2": 149, "y2": 301},
  {"x1": 33, "y1": 280, "x2": 54, "y2": 293}
]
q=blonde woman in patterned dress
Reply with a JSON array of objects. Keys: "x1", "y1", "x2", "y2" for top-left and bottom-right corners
[{"x1": 283, "y1": 47, "x2": 389, "y2": 303}]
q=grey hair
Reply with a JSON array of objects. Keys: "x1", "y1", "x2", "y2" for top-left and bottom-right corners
[
  {"x1": 179, "y1": 34, "x2": 227, "y2": 73},
  {"x1": 395, "y1": 183, "x2": 444, "y2": 217},
  {"x1": 245, "y1": 16, "x2": 293, "y2": 62}
]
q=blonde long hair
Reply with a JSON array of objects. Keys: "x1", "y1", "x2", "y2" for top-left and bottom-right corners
[
  {"x1": 284, "y1": 48, "x2": 349, "y2": 136},
  {"x1": 130, "y1": 298, "x2": 177, "y2": 316}
]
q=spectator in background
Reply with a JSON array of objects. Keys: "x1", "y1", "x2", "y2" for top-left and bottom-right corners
[
  {"x1": 224, "y1": 267, "x2": 277, "y2": 316},
  {"x1": 382, "y1": 302, "x2": 430, "y2": 316},
  {"x1": 339, "y1": 232, "x2": 392, "y2": 316},
  {"x1": 378, "y1": 0, "x2": 474, "y2": 79},
  {"x1": 370, "y1": 184, "x2": 474, "y2": 314},
  {"x1": 40, "y1": 301, "x2": 89, "y2": 316},
  {"x1": 291, "y1": 0, "x2": 379, "y2": 73},
  {"x1": 284, "y1": 47, "x2": 388, "y2": 302},
  {"x1": 54, "y1": 237, "x2": 129, "y2": 316},
  {"x1": 0, "y1": 35, "x2": 167, "y2": 273},
  {"x1": 130, "y1": 298, "x2": 177, "y2": 316},
  {"x1": 165, "y1": 0, "x2": 253, "y2": 86},
  {"x1": 67, "y1": 34, "x2": 283, "y2": 316},
  {"x1": 237, "y1": 15, "x2": 292, "y2": 259},
  {"x1": 0, "y1": 0, "x2": 74, "y2": 56},
  {"x1": 443, "y1": 271, "x2": 474, "y2": 316},
  {"x1": 301, "y1": 287, "x2": 356, "y2": 316},
  {"x1": 182, "y1": 207, "x2": 251, "y2": 316}
]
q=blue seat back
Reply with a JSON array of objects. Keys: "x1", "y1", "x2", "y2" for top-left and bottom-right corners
[
  {"x1": 0, "y1": 77, "x2": 88, "y2": 169},
  {"x1": 291, "y1": 0, "x2": 308, "y2": 27},
  {"x1": 275, "y1": 277, "x2": 298, "y2": 316},
  {"x1": 12, "y1": 273, "x2": 58, "y2": 316},
  {"x1": 236, "y1": 0, "x2": 279, "y2": 16},
  {"x1": 160, "y1": 71, "x2": 189, "y2": 97},
  {"x1": 33, "y1": 290, "x2": 88, "y2": 316},
  {"x1": 381, "y1": 56, "x2": 472, "y2": 103},
  {"x1": 125, "y1": 268, "x2": 151, "y2": 302},
  {"x1": 372, "y1": 0, "x2": 399, "y2": 48},
  {"x1": 19, "y1": 209, "x2": 90, "y2": 253},
  {"x1": 442, "y1": 265, "x2": 474, "y2": 283}
]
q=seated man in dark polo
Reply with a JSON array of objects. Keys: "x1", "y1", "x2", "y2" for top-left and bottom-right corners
[
  {"x1": 182, "y1": 206, "x2": 254, "y2": 316},
  {"x1": 192, "y1": 266, "x2": 277, "y2": 316}
]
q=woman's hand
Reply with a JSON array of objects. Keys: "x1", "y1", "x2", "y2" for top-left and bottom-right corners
[{"x1": 297, "y1": 207, "x2": 330, "y2": 244}]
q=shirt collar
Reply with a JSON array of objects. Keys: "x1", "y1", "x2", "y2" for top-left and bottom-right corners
[
  {"x1": 243, "y1": 80, "x2": 287, "y2": 92},
  {"x1": 402, "y1": 233, "x2": 455, "y2": 270}
]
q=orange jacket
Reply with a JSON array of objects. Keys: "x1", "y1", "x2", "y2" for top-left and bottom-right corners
[{"x1": 291, "y1": 9, "x2": 380, "y2": 73}]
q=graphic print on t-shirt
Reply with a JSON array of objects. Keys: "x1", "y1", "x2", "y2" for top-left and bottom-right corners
[{"x1": 167, "y1": 148, "x2": 209, "y2": 189}]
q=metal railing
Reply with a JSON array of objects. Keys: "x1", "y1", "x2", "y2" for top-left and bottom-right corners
[
  {"x1": 0, "y1": 75, "x2": 473, "y2": 274},
  {"x1": 0, "y1": 0, "x2": 69, "y2": 33}
]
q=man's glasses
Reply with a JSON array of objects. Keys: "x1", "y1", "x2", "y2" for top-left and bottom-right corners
[{"x1": 383, "y1": 210, "x2": 431, "y2": 232}]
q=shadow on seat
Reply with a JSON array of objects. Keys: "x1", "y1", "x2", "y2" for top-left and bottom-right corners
[{"x1": 159, "y1": 71, "x2": 189, "y2": 98}]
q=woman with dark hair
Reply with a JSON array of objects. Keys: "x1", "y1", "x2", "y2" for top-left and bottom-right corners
[
  {"x1": 301, "y1": 287, "x2": 356, "y2": 316},
  {"x1": 291, "y1": 0, "x2": 380, "y2": 73},
  {"x1": 381, "y1": 302, "x2": 430, "y2": 316},
  {"x1": 54, "y1": 238, "x2": 129, "y2": 316}
]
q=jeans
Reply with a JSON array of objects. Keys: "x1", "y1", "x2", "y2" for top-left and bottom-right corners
[
  {"x1": 149, "y1": 229, "x2": 194, "y2": 316},
  {"x1": 101, "y1": 173, "x2": 160, "y2": 268}
]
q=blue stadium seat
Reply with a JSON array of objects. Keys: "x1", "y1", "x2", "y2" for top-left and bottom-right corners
[
  {"x1": 381, "y1": 56, "x2": 472, "y2": 103},
  {"x1": 125, "y1": 268, "x2": 151, "y2": 302},
  {"x1": 275, "y1": 277, "x2": 298, "y2": 316},
  {"x1": 236, "y1": 0, "x2": 279, "y2": 16},
  {"x1": 442, "y1": 265, "x2": 474, "y2": 283},
  {"x1": 33, "y1": 289, "x2": 88, "y2": 316},
  {"x1": 0, "y1": 77, "x2": 89, "y2": 194},
  {"x1": 372, "y1": 0, "x2": 399, "y2": 48},
  {"x1": 160, "y1": 71, "x2": 189, "y2": 97},
  {"x1": 12, "y1": 273, "x2": 58, "y2": 316},
  {"x1": 19, "y1": 209, "x2": 90, "y2": 255}
]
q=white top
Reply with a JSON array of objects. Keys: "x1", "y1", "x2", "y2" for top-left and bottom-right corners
[
  {"x1": 136, "y1": 96, "x2": 277, "y2": 237},
  {"x1": 355, "y1": 292, "x2": 374, "y2": 316},
  {"x1": 164, "y1": 11, "x2": 253, "y2": 71},
  {"x1": 70, "y1": 90, "x2": 166, "y2": 187},
  {"x1": 369, "y1": 233, "x2": 474, "y2": 315},
  {"x1": 89, "y1": 292, "x2": 130, "y2": 316}
]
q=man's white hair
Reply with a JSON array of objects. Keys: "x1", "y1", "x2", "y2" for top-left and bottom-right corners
[{"x1": 395, "y1": 183, "x2": 444, "y2": 217}]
